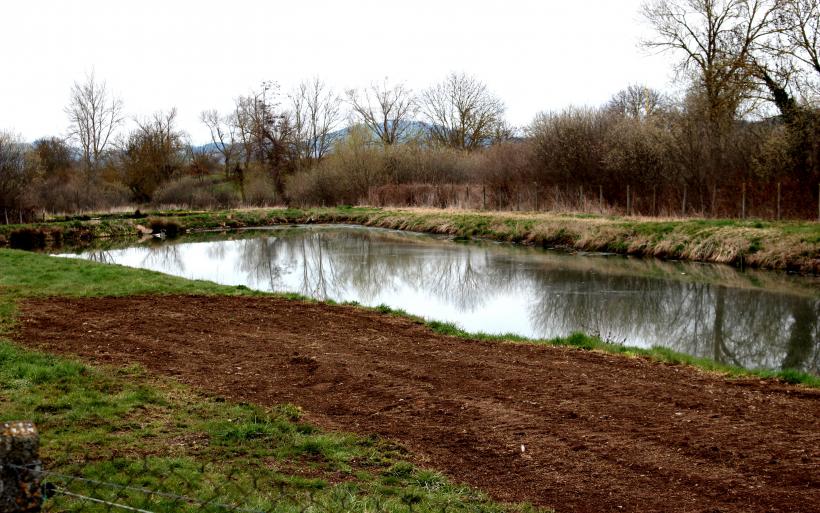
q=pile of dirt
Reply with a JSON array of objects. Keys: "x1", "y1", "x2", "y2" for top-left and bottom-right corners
[{"x1": 16, "y1": 295, "x2": 820, "y2": 513}]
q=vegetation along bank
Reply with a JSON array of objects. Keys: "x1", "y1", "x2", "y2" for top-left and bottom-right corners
[{"x1": 1, "y1": 207, "x2": 818, "y2": 274}]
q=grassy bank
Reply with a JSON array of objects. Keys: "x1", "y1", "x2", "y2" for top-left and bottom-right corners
[
  {"x1": 0, "y1": 206, "x2": 819, "y2": 273},
  {"x1": 0, "y1": 250, "x2": 544, "y2": 513}
]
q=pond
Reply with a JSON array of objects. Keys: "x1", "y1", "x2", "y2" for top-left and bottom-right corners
[{"x1": 57, "y1": 225, "x2": 820, "y2": 374}]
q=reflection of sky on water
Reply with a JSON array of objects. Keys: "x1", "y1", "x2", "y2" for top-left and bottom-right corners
[{"x1": 58, "y1": 225, "x2": 820, "y2": 374}]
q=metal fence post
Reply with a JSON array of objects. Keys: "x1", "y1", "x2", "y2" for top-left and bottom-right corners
[
  {"x1": 652, "y1": 186, "x2": 657, "y2": 217},
  {"x1": 626, "y1": 185, "x2": 631, "y2": 216},
  {"x1": 742, "y1": 182, "x2": 746, "y2": 220},
  {"x1": 1, "y1": 421, "x2": 43, "y2": 513},
  {"x1": 534, "y1": 184, "x2": 539, "y2": 212}
]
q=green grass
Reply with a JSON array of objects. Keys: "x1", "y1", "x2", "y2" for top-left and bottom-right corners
[{"x1": 0, "y1": 248, "x2": 263, "y2": 300}]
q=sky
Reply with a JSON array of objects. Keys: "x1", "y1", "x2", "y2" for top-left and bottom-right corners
[{"x1": 1, "y1": 0, "x2": 675, "y2": 144}]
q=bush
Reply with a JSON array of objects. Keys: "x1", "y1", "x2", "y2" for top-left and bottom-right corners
[
  {"x1": 35, "y1": 174, "x2": 131, "y2": 214},
  {"x1": 244, "y1": 169, "x2": 278, "y2": 206},
  {"x1": 148, "y1": 219, "x2": 182, "y2": 237},
  {"x1": 9, "y1": 228, "x2": 47, "y2": 250},
  {"x1": 152, "y1": 176, "x2": 240, "y2": 209}
]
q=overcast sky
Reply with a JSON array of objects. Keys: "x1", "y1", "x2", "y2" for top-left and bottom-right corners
[{"x1": 1, "y1": 0, "x2": 675, "y2": 143}]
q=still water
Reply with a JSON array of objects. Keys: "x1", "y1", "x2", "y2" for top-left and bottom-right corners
[{"x1": 58, "y1": 225, "x2": 820, "y2": 374}]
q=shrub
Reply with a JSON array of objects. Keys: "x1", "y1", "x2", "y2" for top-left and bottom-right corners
[
  {"x1": 148, "y1": 219, "x2": 182, "y2": 237},
  {"x1": 244, "y1": 169, "x2": 278, "y2": 206},
  {"x1": 152, "y1": 176, "x2": 240, "y2": 209},
  {"x1": 9, "y1": 228, "x2": 47, "y2": 250}
]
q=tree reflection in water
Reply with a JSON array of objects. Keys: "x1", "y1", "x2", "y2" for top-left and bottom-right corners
[{"x1": 62, "y1": 226, "x2": 820, "y2": 374}]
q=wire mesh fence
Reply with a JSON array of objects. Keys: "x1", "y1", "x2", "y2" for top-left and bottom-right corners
[
  {"x1": 367, "y1": 181, "x2": 820, "y2": 220},
  {"x1": 5, "y1": 458, "x2": 508, "y2": 513},
  {"x1": 1, "y1": 422, "x2": 518, "y2": 513}
]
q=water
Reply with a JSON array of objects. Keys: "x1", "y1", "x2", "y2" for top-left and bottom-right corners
[{"x1": 57, "y1": 225, "x2": 820, "y2": 374}]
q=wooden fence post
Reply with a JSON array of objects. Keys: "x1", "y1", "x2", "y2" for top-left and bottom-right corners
[
  {"x1": 599, "y1": 185, "x2": 603, "y2": 213},
  {"x1": 777, "y1": 182, "x2": 781, "y2": 220},
  {"x1": 1, "y1": 421, "x2": 43, "y2": 513}
]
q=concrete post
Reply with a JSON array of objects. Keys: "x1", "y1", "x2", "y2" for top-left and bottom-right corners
[{"x1": 1, "y1": 421, "x2": 43, "y2": 513}]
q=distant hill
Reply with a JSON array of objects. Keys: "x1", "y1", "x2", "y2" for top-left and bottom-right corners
[{"x1": 193, "y1": 120, "x2": 433, "y2": 154}]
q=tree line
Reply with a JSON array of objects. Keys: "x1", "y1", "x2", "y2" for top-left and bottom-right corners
[{"x1": 1, "y1": 0, "x2": 819, "y2": 222}]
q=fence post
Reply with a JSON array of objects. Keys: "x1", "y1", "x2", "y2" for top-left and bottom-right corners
[
  {"x1": 534, "y1": 184, "x2": 539, "y2": 211},
  {"x1": 599, "y1": 185, "x2": 603, "y2": 213},
  {"x1": 465, "y1": 185, "x2": 469, "y2": 209},
  {"x1": 652, "y1": 186, "x2": 657, "y2": 217},
  {"x1": 742, "y1": 182, "x2": 746, "y2": 219},
  {"x1": 626, "y1": 185, "x2": 631, "y2": 216},
  {"x1": 0, "y1": 421, "x2": 43, "y2": 513},
  {"x1": 711, "y1": 186, "x2": 717, "y2": 218},
  {"x1": 579, "y1": 185, "x2": 584, "y2": 212},
  {"x1": 777, "y1": 182, "x2": 781, "y2": 220}
]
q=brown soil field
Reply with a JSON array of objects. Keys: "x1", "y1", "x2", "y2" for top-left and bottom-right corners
[{"x1": 15, "y1": 295, "x2": 820, "y2": 513}]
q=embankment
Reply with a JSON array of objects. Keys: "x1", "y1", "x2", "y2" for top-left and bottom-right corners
[{"x1": 1, "y1": 207, "x2": 818, "y2": 273}]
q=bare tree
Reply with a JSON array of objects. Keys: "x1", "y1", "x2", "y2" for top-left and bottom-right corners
[
  {"x1": 65, "y1": 72, "x2": 124, "y2": 170},
  {"x1": 607, "y1": 84, "x2": 671, "y2": 119},
  {"x1": 200, "y1": 109, "x2": 238, "y2": 178},
  {"x1": 289, "y1": 77, "x2": 342, "y2": 167},
  {"x1": 777, "y1": 0, "x2": 820, "y2": 102},
  {"x1": 0, "y1": 131, "x2": 29, "y2": 223},
  {"x1": 121, "y1": 108, "x2": 186, "y2": 201},
  {"x1": 346, "y1": 79, "x2": 417, "y2": 145},
  {"x1": 641, "y1": 0, "x2": 782, "y2": 124},
  {"x1": 419, "y1": 72, "x2": 506, "y2": 150},
  {"x1": 233, "y1": 82, "x2": 292, "y2": 194}
]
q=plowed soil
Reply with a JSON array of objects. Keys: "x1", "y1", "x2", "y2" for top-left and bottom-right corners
[{"x1": 15, "y1": 295, "x2": 820, "y2": 513}]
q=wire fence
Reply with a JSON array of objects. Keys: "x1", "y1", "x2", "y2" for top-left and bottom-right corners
[
  {"x1": 5, "y1": 460, "x2": 501, "y2": 513},
  {"x1": 1, "y1": 422, "x2": 508, "y2": 513},
  {"x1": 367, "y1": 182, "x2": 820, "y2": 220},
  {"x1": 7, "y1": 461, "x2": 333, "y2": 513}
]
